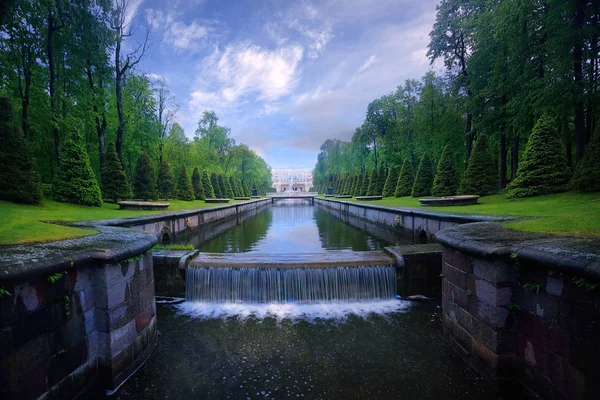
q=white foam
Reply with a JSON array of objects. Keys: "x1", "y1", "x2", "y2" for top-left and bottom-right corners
[{"x1": 174, "y1": 300, "x2": 411, "y2": 322}]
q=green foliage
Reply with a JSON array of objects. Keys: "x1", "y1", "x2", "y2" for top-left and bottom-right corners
[
  {"x1": 47, "y1": 271, "x2": 67, "y2": 284},
  {"x1": 572, "y1": 131, "x2": 600, "y2": 192},
  {"x1": 229, "y1": 176, "x2": 239, "y2": 197},
  {"x1": 572, "y1": 277, "x2": 599, "y2": 292},
  {"x1": 366, "y1": 168, "x2": 379, "y2": 196},
  {"x1": 157, "y1": 160, "x2": 175, "y2": 200},
  {"x1": 0, "y1": 98, "x2": 42, "y2": 205},
  {"x1": 460, "y1": 135, "x2": 497, "y2": 196},
  {"x1": 382, "y1": 167, "x2": 398, "y2": 197},
  {"x1": 53, "y1": 133, "x2": 102, "y2": 207},
  {"x1": 192, "y1": 167, "x2": 205, "y2": 200},
  {"x1": 412, "y1": 154, "x2": 434, "y2": 197},
  {"x1": 376, "y1": 166, "x2": 386, "y2": 195},
  {"x1": 359, "y1": 172, "x2": 370, "y2": 196},
  {"x1": 133, "y1": 152, "x2": 156, "y2": 201},
  {"x1": 210, "y1": 173, "x2": 222, "y2": 198},
  {"x1": 153, "y1": 244, "x2": 195, "y2": 251},
  {"x1": 101, "y1": 143, "x2": 131, "y2": 202},
  {"x1": 395, "y1": 160, "x2": 414, "y2": 197},
  {"x1": 243, "y1": 181, "x2": 251, "y2": 197},
  {"x1": 224, "y1": 176, "x2": 234, "y2": 198},
  {"x1": 507, "y1": 116, "x2": 571, "y2": 198},
  {"x1": 432, "y1": 145, "x2": 459, "y2": 196},
  {"x1": 0, "y1": 287, "x2": 11, "y2": 297},
  {"x1": 217, "y1": 174, "x2": 227, "y2": 198},
  {"x1": 522, "y1": 282, "x2": 541, "y2": 295},
  {"x1": 176, "y1": 165, "x2": 194, "y2": 201},
  {"x1": 201, "y1": 170, "x2": 215, "y2": 199}
]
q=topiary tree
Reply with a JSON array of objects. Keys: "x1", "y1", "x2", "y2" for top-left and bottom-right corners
[
  {"x1": 202, "y1": 169, "x2": 215, "y2": 198},
  {"x1": 229, "y1": 176, "x2": 239, "y2": 197},
  {"x1": 572, "y1": 131, "x2": 600, "y2": 191},
  {"x1": 506, "y1": 116, "x2": 571, "y2": 198},
  {"x1": 217, "y1": 174, "x2": 227, "y2": 198},
  {"x1": 359, "y1": 171, "x2": 370, "y2": 196},
  {"x1": 101, "y1": 143, "x2": 131, "y2": 202},
  {"x1": 0, "y1": 97, "x2": 42, "y2": 204},
  {"x1": 192, "y1": 167, "x2": 205, "y2": 200},
  {"x1": 133, "y1": 152, "x2": 156, "y2": 201},
  {"x1": 243, "y1": 181, "x2": 251, "y2": 197},
  {"x1": 53, "y1": 132, "x2": 102, "y2": 207},
  {"x1": 366, "y1": 168, "x2": 378, "y2": 196},
  {"x1": 460, "y1": 135, "x2": 498, "y2": 196},
  {"x1": 176, "y1": 165, "x2": 194, "y2": 201},
  {"x1": 432, "y1": 145, "x2": 460, "y2": 197},
  {"x1": 224, "y1": 175, "x2": 234, "y2": 198},
  {"x1": 411, "y1": 154, "x2": 434, "y2": 197},
  {"x1": 235, "y1": 177, "x2": 245, "y2": 197},
  {"x1": 376, "y1": 166, "x2": 386, "y2": 195},
  {"x1": 382, "y1": 167, "x2": 398, "y2": 197},
  {"x1": 157, "y1": 160, "x2": 175, "y2": 200},
  {"x1": 210, "y1": 173, "x2": 222, "y2": 198},
  {"x1": 395, "y1": 160, "x2": 414, "y2": 197}
]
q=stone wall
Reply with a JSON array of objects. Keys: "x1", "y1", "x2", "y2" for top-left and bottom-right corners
[
  {"x1": 436, "y1": 222, "x2": 600, "y2": 399},
  {"x1": 385, "y1": 244, "x2": 443, "y2": 298}
]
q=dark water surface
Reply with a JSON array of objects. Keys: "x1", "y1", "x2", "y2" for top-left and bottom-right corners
[
  {"x1": 114, "y1": 302, "x2": 497, "y2": 400},
  {"x1": 177, "y1": 201, "x2": 414, "y2": 253}
]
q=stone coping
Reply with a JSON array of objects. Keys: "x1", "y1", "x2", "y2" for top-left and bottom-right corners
[
  {"x1": 0, "y1": 198, "x2": 269, "y2": 283},
  {"x1": 315, "y1": 197, "x2": 514, "y2": 224},
  {"x1": 435, "y1": 222, "x2": 600, "y2": 280},
  {"x1": 334, "y1": 195, "x2": 353, "y2": 198},
  {"x1": 205, "y1": 198, "x2": 230, "y2": 203},
  {"x1": 355, "y1": 195, "x2": 383, "y2": 201},
  {"x1": 118, "y1": 200, "x2": 170, "y2": 210},
  {"x1": 189, "y1": 250, "x2": 394, "y2": 268},
  {"x1": 419, "y1": 195, "x2": 479, "y2": 206},
  {"x1": 234, "y1": 197, "x2": 251, "y2": 200}
]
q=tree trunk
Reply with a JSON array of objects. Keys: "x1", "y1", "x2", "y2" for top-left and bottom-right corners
[
  {"x1": 563, "y1": 116, "x2": 573, "y2": 168},
  {"x1": 47, "y1": 8, "x2": 60, "y2": 166},
  {"x1": 115, "y1": 38, "x2": 125, "y2": 168},
  {"x1": 21, "y1": 72, "x2": 30, "y2": 138},
  {"x1": 573, "y1": 0, "x2": 586, "y2": 162},
  {"x1": 511, "y1": 134, "x2": 519, "y2": 179},
  {"x1": 86, "y1": 61, "x2": 107, "y2": 167},
  {"x1": 465, "y1": 112, "x2": 473, "y2": 167},
  {"x1": 500, "y1": 132, "x2": 507, "y2": 188}
]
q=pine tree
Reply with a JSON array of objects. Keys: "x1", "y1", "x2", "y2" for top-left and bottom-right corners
[
  {"x1": 359, "y1": 171, "x2": 370, "y2": 196},
  {"x1": 217, "y1": 174, "x2": 227, "y2": 198},
  {"x1": 507, "y1": 115, "x2": 571, "y2": 198},
  {"x1": 101, "y1": 143, "x2": 131, "y2": 202},
  {"x1": 53, "y1": 132, "x2": 102, "y2": 207},
  {"x1": 243, "y1": 181, "x2": 251, "y2": 197},
  {"x1": 224, "y1": 175, "x2": 234, "y2": 198},
  {"x1": 157, "y1": 160, "x2": 175, "y2": 200},
  {"x1": 353, "y1": 173, "x2": 364, "y2": 196},
  {"x1": 376, "y1": 166, "x2": 386, "y2": 195},
  {"x1": 229, "y1": 176, "x2": 240, "y2": 197},
  {"x1": 395, "y1": 160, "x2": 414, "y2": 197},
  {"x1": 366, "y1": 168, "x2": 379, "y2": 196},
  {"x1": 432, "y1": 145, "x2": 460, "y2": 197},
  {"x1": 202, "y1": 170, "x2": 215, "y2": 198},
  {"x1": 572, "y1": 131, "x2": 600, "y2": 191},
  {"x1": 460, "y1": 135, "x2": 498, "y2": 196},
  {"x1": 211, "y1": 173, "x2": 222, "y2": 198},
  {"x1": 382, "y1": 167, "x2": 398, "y2": 197},
  {"x1": 0, "y1": 97, "x2": 43, "y2": 204},
  {"x1": 235, "y1": 177, "x2": 244, "y2": 197},
  {"x1": 176, "y1": 165, "x2": 194, "y2": 201},
  {"x1": 133, "y1": 152, "x2": 156, "y2": 201},
  {"x1": 192, "y1": 167, "x2": 205, "y2": 200},
  {"x1": 412, "y1": 154, "x2": 434, "y2": 197}
]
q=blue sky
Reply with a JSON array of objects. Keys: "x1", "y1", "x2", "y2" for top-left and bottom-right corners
[{"x1": 127, "y1": 0, "x2": 440, "y2": 169}]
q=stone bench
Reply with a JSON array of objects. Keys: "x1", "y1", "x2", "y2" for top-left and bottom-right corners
[
  {"x1": 355, "y1": 196, "x2": 382, "y2": 201},
  {"x1": 118, "y1": 201, "x2": 170, "y2": 210},
  {"x1": 205, "y1": 198, "x2": 230, "y2": 203},
  {"x1": 418, "y1": 195, "x2": 479, "y2": 206},
  {"x1": 335, "y1": 195, "x2": 353, "y2": 198}
]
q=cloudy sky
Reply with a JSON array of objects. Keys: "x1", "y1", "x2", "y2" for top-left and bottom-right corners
[{"x1": 129, "y1": 0, "x2": 440, "y2": 169}]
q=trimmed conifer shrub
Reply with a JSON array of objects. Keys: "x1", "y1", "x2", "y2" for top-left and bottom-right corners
[
  {"x1": 353, "y1": 173, "x2": 363, "y2": 196},
  {"x1": 506, "y1": 116, "x2": 571, "y2": 198},
  {"x1": 382, "y1": 167, "x2": 398, "y2": 197},
  {"x1": 572, "y1": 131, "x2": 600, "y2": 191},
  {"x1": 460, "y1": 135, "x2": 498, "y2": 196},
  {"x1": 101, "y1": 143, "x2": 131, "y2": 202},
  {"x1": 235, "y1": 177, "x2": 244, "y2": 197},
  {"x1": 217, "y1": 174, "x2": 227, "y2": 198},
  {"x1": 366, "y1": 168, "x2": 378, "y2": 196},
  {"x1": 432, "y1": 145, "x2": 460, "y2": 197},
  {"x1": 133, "y1": 152, "x2": 156, "y2": 201},
  {"x1": 395, "y1": 160, "x2": 414, "y2": 197},
  {"x1": 243, "y1": 181, "x2": 251, "y2": 197},
  {"x1": 224, "y1": 176, "x2": 234, "y2": 198},
  {"x1": 202, "y1": 170, "x2": 215, "y2": 198},
  {"x1": 210, "y1": 173, "x2": 222, "y2": 198},
  {"x1": 192, "y1": 167, "x2": 205, "y2": 200},
  {"x1": 157, "y1": 160, "x2": 175, "y2": 200},
  {"x1": 229, "y1": 176, "x2": 239, "y2": 197},
  {"x1": 0, "y1": 97, "x2": 43, "y2": 204},
  {"x1": 376, "y1": 166, "x2": 386, "y2": 195},
  {"x1": 359, "y1": 172, "x2": 370, "y2": 196},
  {"x1": 411, "y1": 154, "x2": 434, "y2": 197},
  {"x1": 53, "y1": 133, "x2": 102, "y2": 207},
  {"x1": 176, "y1": 165, "x2": 194, "y2": 200}
]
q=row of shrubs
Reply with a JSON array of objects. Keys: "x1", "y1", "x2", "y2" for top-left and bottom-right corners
[
  {"x1": 319, "y1": 115, "x2": 600, "y2": 198},
  {"x1": 0, "y1": 97, "x2": 257, "y2": 207}
]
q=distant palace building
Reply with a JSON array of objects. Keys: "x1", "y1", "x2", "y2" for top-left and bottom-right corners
[{"x1": 272, "y1": 169, "x2": 313, "y2": 192}]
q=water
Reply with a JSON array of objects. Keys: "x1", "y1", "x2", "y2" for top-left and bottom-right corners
[
  {"x1": 176, "y1": 201, "x2": 414, "y2": 252},
  {"x1": 186, "y1": 266, "x2": 396, "y2": 304}
]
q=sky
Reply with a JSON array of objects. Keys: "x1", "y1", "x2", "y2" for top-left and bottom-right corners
[{"x1": 128, "y1": 0, "x2": 441, "y2": 169}]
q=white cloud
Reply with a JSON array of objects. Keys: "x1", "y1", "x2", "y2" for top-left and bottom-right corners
[
  {"x1": 164, "y1": 20, "x2": 209, "y2": 50},
  {"x1": 358, "y1": 55, "x2": 377, "y2": 73},
  {"x1": 123, "y1": 0, "x2": 144, "y2": 29},
  {"x1": 146, "y1": 8, "x2": 214, "y2": 53},
  {"x1": 284, "y1": 1, "x2": 333, "y2": 59}
]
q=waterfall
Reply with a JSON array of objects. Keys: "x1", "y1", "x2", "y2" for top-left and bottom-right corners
[{"x1": 186, "y1": 265, "x2": 396, "y2": 303}]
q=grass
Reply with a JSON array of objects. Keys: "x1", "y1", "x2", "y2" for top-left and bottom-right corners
[
  {"x1": 0, "y1": 198, "x2": 256, "y2": 246},
  {"x1": 325, "y1": 192, "x2": 600, "y2": 236}
]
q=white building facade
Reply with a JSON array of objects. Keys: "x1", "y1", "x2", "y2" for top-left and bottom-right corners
[{"x1": 272, "y1": 169, "x2": 313, "y2": 193}]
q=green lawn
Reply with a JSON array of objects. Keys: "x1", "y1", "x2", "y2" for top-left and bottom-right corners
[
  {"x1": 327, "y1": 192, "x2": 600, "y2": 236},
  {"x1": 0, "y1": 199, "x2": 254, "y2": 246}
]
